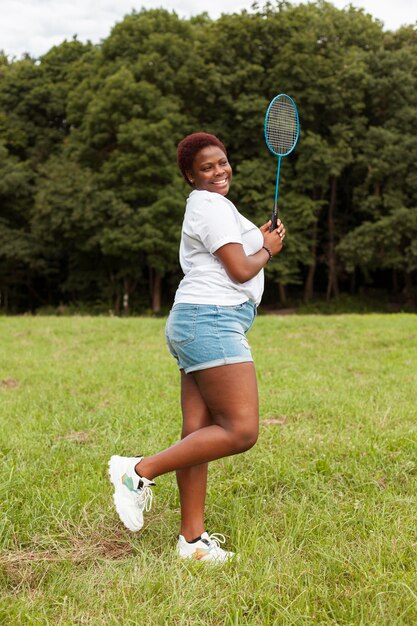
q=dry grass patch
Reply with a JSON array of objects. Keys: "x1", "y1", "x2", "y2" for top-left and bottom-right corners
[
  {"x1": 55, "y1": 431, "x2": 94, "y2": 444},
  {"x1": 262, "y1": 416, "x2": 288, "y2": 426},
  {"x1": 0, "y1": 378, "x2": 19, "y2": 389},
  {"x1": 1, "y1": 526, "x2": 135, "y2": 592}
]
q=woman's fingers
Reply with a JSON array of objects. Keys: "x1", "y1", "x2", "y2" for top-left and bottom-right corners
[
  {"x1": 259, "y1": 220, "x2": 272, "y2": 233},
  {"x1": 276, "y1": 221, "x2": 286, "y2": 240}
]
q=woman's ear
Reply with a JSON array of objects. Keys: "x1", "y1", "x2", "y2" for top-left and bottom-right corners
[{"x1": 186, "y1": 171, "x2": 194, "y2": 184}]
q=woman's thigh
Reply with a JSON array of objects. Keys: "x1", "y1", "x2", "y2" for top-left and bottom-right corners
[
  {"x1": 192, "y1": 362, "x2": 259, "y2": 436},
  {"x1": 180, "y1": 370, "x2": 213, "y2": 437}
]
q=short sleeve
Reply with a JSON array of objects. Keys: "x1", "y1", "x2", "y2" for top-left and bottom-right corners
[{"x1": 191, "y1": 195, "x2": 242, "y2": 254}]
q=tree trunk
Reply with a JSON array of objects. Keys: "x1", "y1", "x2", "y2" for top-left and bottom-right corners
[
  {"x1": 109, "y1": 272, "x2": 117, "y2": 314},
  {"x1": 304, "y1": 219, "x2": 318, "y2": 303},
  {"x1": 151, "y1": 270, "x2": 162, "y2": 314},
  {"x1": 123, "y1": 277, "x2": 130, "y2": 316},
  {"x1": 278, "y1": 283, "x2": 287, "y2": 306},
  {"x1": 349, "y1": 270, "x2": 356, "y2": 294},
  {"x1": 403, "y1": 271, "x2": 414, "y2": 307},
  {"x1": 326, "y1": 176, "x2": 340, "y2": 301},
  {"x1": 114, "y1": 292, "x2": 121, "y2": 315},
  {"x1": 392, "y1": 269, "x2": 398, "y2": 295}
]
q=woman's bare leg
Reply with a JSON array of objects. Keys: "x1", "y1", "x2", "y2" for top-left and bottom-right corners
[
  {"x1": 138, "y1": 362, "x2": 259, "y2": 479},
  {"x1": 176, "y1": 371, "x2": 212, "y2": 541}
]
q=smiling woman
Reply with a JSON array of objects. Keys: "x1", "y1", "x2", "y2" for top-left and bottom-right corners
[{"x1": 108, "y1": 132, "x2": 286, "y2": 563}]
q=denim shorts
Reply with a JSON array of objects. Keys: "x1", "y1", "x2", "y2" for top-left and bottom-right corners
[{"x1": 165, "y1": 300, "x2": 257, "y2": 374}]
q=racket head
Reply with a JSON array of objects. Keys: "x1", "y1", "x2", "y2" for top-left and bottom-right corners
[{"x1": 264, "y1": 94, "x2": 299, "y2": 157}]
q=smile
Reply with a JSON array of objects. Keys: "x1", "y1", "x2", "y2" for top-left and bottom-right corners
[{"x1": 211, "y1": 179, "x2": 228, "y2": 186}]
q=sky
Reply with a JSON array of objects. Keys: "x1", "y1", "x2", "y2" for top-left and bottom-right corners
[{"x1": 1, "y1": 0, "x2": 416, "y2": 59}]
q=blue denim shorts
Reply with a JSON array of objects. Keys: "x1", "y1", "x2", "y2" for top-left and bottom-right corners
[{"x1": 165, "y1": 300, "x2": 257, "y2": 374}]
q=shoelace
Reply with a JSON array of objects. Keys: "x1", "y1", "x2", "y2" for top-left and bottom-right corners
[
  {"x1": 134, "y1": 485, "x2": 153, "y2": 512},
  {"x1": 206, "y1": 533, "x2": 226, "y2": 552}
]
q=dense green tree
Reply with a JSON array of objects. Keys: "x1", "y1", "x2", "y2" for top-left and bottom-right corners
[
  {"x1": 0, "y1": 40, "x2": 95, "y2": 310},
  {"x1": 0, "y1": 142, "x2": 38, "y2": 309},
  {"x1": 260, "y1": 1, "x2": 384, "y2": 301},
  {"x1": 338, "y1": 26, "x2": 417, "y2": 305},
  {"x1": 63, "y1": 10, "x2": 195, "y2": 311}
]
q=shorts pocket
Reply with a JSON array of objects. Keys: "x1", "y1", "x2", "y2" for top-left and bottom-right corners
[{"x1": 167, "y1": 306, "x2": 198, "y2": 346}]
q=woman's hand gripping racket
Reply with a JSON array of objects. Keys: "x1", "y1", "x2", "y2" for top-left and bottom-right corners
[{"x1": 264, "y1": 94, "x2": 299, "y2": 231}]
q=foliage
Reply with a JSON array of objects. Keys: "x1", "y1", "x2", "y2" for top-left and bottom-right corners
[{"x1": 0, "y1": 3, "x2": 416, "y2": 312}]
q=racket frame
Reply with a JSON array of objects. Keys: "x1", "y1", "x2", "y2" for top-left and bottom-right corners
[{"x1": 264, "y1": 93, "x2": 299, "y2": 230}]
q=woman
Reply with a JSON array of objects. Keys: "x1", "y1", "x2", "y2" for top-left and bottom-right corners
[{"x1": 109, "y1": 132, "x2": 285, "y2": 562}]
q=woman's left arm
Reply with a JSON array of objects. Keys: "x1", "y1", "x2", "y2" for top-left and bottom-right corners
[{"x1": 215, "y1": 220, "x2": 285, "y2": 283}]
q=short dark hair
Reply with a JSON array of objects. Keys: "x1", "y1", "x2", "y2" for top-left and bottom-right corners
[{"x1": 177, "y1": 132, "x2": 227, "y2": 187}]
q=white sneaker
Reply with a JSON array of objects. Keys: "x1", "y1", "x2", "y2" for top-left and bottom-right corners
[
  {"x1": 177, "y1": 532, "x2": 236, "y2": 563},
  {"x1": 108, "y1": 455, "x2": 155, "y2": 532}
]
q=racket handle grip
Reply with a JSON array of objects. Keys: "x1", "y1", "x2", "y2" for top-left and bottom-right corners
[{"x1": 269, "y1": 210, "x2": 277, "y2": 232}]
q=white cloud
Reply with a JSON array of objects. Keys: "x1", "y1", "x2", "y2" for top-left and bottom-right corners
[
  {"x1": 0, "y1": 0, "x2": 416, "y2": 59},
  {"x1": 329, "y1": 0, "x2": 417, "y2": 30}
]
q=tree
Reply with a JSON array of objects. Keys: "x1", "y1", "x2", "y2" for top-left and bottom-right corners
[
  {"x1": 338, "y1": 26, "x2": 417, "y2": 305},
  {"x1": 39, "y1": 10, "x2": 194, "y2": 312}
]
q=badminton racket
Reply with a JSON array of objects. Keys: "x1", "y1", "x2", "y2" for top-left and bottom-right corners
[{"x1": 264, "y1": 94, "x2": 299, "y2": 231}]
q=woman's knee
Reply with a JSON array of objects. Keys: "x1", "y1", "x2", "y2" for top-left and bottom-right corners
[{"x1": 229, "y1": 423, "x2": 259, "y2": 453}]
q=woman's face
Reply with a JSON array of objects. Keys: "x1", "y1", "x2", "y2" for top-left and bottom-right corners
[{"x1": 187, "y1": 145, "x2": 232, "y2": 196}]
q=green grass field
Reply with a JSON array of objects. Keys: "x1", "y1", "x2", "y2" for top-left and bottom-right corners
[{"x1": 1, "y1": 314, "x2": 417, "y2": 625}]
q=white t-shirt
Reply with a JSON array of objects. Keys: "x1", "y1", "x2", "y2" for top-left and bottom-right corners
[{"x1": 173, "y1": 190, "x2": 264, "y2": 306}]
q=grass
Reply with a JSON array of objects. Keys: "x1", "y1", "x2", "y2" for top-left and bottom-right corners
[{"x1": 0, "y1": 313, "x2": 416, "y2": 625}]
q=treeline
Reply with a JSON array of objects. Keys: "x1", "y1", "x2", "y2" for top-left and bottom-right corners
[{"x1": 1, "y1": 1, "x2": 416, "y2": 313}]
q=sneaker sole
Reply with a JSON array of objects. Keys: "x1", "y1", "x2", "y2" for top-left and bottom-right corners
[
  {"x1": 108, "y1": 456, "x2": 143, "y2": 532},
  {"x1": 177, "y1": 548, "x2": 238, "y2": 563},
  {"x1": 177, "y1": 553, "x2": 236, "y2": 564}
]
